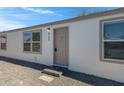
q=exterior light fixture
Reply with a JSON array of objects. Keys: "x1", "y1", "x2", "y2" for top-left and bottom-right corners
[{"x1": 47, "y1": 28, "x2": 51, "y2": 32}]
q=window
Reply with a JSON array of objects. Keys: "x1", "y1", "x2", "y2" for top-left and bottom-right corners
[
  {"x1": 32, "y1": 32, "x2": 40, "y2": 41},
  {"x1": 23, "y1": 31, "x2": 41, "y2": 53},
  {"x1": 32, "y1": 32, "x2": 40, "y2": 52},
  {"x1": 102, "y1": 20, "x2": 124, "y2": 61},
  {"x1": 23, "y1": 32, "x2": 31, "y2": 42},
  {"x1": 23, "y1": 32, "x2": 31, "y2": 52},
  {"x1": 32, "y1": 43, "x2": 40, "y2": 52},
  {"x1": 0, "y1": 34, "x2": 7, "y2": 50},
  {"x1": 24, "y1": 43, "x2": 31, "y2": 51}
]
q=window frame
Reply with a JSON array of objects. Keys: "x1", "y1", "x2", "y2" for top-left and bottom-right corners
[
  {"x1": 100, "y1": 17, "x2": 124, "y2": 64},
  {"x1": 0, "y1": 33, "x2": 7, "y2": 50},
  {"x1": 23, "y1": 30, "x2": 41, "y2": 54}
]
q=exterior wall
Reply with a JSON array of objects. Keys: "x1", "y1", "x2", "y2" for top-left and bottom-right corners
[
  {"x1": 0, "y1": 27, "x2": 54, "y2": 66},
  {"x1": 0, "y1": 12, "x2": 124, "y2": 82},
  {"x1": 68, "y1": 13, "x2": 124, "y2": 83}
]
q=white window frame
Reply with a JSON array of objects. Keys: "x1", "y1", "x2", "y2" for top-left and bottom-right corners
[
  {"x1": 23, "y1": 30, "x2": 41, "y2": 54},
  {"x1": 101, "y1": 18, "x2": 124, "y2": 63}
]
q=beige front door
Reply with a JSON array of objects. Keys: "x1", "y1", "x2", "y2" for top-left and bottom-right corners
[{"x1": 54, "y1": 27, "x2": 69, "y2": 67}]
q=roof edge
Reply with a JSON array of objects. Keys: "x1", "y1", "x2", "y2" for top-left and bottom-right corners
[{"x1": 1, "y1": 7, "x2": 124, "y2": 33}]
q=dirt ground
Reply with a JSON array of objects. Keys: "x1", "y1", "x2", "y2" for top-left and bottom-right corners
[{"x1": 0, "y1": 56, "x2": 123, "y2": 86}]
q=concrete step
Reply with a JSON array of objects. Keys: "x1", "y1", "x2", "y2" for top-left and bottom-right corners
[{"x1": 42, "y1": 69, "x2": 62, "y2": 77}]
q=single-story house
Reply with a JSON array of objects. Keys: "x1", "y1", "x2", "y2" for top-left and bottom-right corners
[{"x1": 1, "y1": 8, "x2": 124, "y2": 83}]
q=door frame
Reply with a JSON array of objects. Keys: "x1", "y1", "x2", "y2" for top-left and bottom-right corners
[{"x1": 53, "y1": 26, "x2": 69, "y2": 68}]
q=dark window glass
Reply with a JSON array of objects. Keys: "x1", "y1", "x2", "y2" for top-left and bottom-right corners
[
  {"x1": 23, "y1": 32, "x2": 31, "y2": 42},
  {"x1": 104, "y1": 21, "x2": 124, "y2": 40},
  {"x1": 24, "y1": 43, "x2": 31, "y2": 51},
  {"x1": 32, "y1": 43, "x2": 40, "y2": 52},
  {"x1": 32, "y1": 32, "x2": 40, "y2": 41},
  {"x1": 104, "y1": 42, "x2": 124, "y2": 60},
  {"x1": 1, "y1": 43, "x2": 6, "y2": 50}
]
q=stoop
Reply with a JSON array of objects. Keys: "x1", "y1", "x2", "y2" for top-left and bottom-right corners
[{"x1": 42, "y1": 69, "x2": 62, "y2": 77}]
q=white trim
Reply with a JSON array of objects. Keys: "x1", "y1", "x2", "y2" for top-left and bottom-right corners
[
  {"x1": 102, "y1": 18, "x2": 124, "y2": 25},
  {"x1": 103, "y1": 58, "x2": 124, "y2": 63}
]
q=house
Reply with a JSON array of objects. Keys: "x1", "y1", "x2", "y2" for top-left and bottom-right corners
[{"x1": 0, "y1": 8, "x2": 124, "y2": 83}]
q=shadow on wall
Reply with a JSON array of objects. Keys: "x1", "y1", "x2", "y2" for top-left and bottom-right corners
[{"x1": 0, "y1": 56, "x2": 123, "y2": 86}]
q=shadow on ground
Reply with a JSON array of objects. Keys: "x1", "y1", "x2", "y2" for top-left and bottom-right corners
[{"x1": 0, "y1": 56, "x2": 123, "y2": 86}]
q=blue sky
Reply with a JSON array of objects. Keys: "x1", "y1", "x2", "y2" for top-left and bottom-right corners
[{"x1": 0, "y1": 7, "x2": 117, "y2": 31}]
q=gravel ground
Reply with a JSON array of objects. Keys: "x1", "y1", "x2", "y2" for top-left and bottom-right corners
[
  {"x1": 0, "y1": 60, "x2": 89, "y2": 86},
  {"x1": 0, "y1": 56, "x2": 123, "y2": 86}
]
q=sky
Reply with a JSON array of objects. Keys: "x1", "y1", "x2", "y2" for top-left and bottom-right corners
[{"x1": 0, "y1": 7, "x2": 117, "y2": 31}]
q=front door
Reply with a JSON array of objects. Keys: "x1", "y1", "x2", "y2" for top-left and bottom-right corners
[{"x1": 54, "y1": 27, "x2": 69, "y2": 67}]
